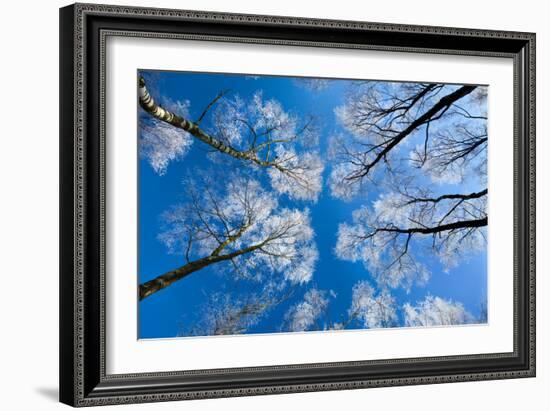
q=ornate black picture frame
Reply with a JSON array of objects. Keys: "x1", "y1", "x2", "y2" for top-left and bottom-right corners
[{"x1": 59, "y1": 3, "x2": 535, "y2": 407}]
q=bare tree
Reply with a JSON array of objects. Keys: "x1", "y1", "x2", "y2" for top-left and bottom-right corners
[
  {"x1": 179, "y1": 283, "x2": 293, "y2": 336},
  {"x1": 335, "y1": 183, "x2": 487, "y2": 290},
  {"x1": 330, "y1": 82, "x2": 479, "y2": 186},
  {"x1": 139, "y1": 76, "x2": 323, "y2": 201},
  {"x1": 139, "y1": 172, "x2": 318, "y2": 300},
  {"x1": 332, "y1": 81, "x2": 488, "y2": 290}
]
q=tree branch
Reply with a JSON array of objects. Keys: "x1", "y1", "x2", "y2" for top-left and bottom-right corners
[
  {"x1": 139, "y1": 77, "x2": 259, "y2": 163},
  {"x1": 374, "y1": 217, "x2": 487, "y2": 236},
  {"x1": 347, "y1": 85, "x2": 477, "y2": 180},
  {"x1": 196, "y1": 89, "x2": 230, "y2": 125},
  {"x1": 404, "y1": 188, "x2": 487, "y2": 205}
]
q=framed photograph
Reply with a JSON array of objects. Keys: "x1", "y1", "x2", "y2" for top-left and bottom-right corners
[{"x1": 59, "y1": 3, "x2": 536, "y2": 407}]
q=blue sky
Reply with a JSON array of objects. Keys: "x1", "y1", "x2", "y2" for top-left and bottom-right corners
[{"x1": 138, "y1": 70, "x2": 487, "y2": 339}]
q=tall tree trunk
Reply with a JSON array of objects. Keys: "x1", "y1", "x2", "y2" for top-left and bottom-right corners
[
  {"x1": 139, "y1": 243, "x2": 263, "y2": 300},
  {"x1": 138, "y1": 77, "x2": 307, "y2": 179},
  {"x1": 139, "y1": 77, "x2": 258, "y2": 162},
  {"x1": 140, "y1": 256, "x2": 215, "y2": 300}
]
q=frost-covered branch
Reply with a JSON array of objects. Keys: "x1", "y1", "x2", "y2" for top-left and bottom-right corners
[
  {"x1": 139, "y1": 77, "x2": 323, "y2": 200},
  {"x1": 331, "y1": 82, "x2": 488, "y2": 290},
  {"x1": 345, "y1": 280, "x2": 397, "y2": 329},
  {"x1": 329, "y1": 82, "x2": 486, "y2": 200},
  {"x1": 283, "y1": 288, "x2": 331, "y2": 332},
  {"x1": 139, "y1": 172, "x2": 318, "y2": 300},
  {"x1": 180, "y1": 284, "x2": 293, "y2": 336},
  {"x1": 334, "y1": 84, "x2": 475, "y2": 177},
  {"x1": 335, "y1": 187, "x2": 487, "y2": 290},
  {"x1": 403, "y1": 295, "x2": 474, "y2": 326}
]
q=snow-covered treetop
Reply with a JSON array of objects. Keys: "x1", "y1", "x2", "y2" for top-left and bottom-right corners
[
  {"x1": 329, "y1": 82, "x2": 487, "y2": 200},
  {"x1": 403, "y1": 295, "x2": 474, "y2": 327},
  {"x1": 283, "y1": 288, "x2": 330, "y2": 332},
  {"x1": 335, "y1": 183, "x2": 486, "y2": 290},
  {"x1": 348, "y1": 280, "x2": 398, "y2": 329},
  {"x1": 139, "y1": 78, "x2": 324, "y2": 201},
  {"x1": 158, "y1": 171, "x2": 318, "y2": 285}
]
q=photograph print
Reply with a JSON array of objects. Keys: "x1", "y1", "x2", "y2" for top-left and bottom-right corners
[{"x1": 137, "y1": 70, "x2": 488, "y2": 339}]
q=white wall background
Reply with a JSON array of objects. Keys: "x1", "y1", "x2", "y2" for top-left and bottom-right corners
[{"x1": 0, "y1": 0, "x2": 545, "y2": 409}]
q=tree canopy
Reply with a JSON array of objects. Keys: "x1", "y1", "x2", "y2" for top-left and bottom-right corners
[{"x1": 137, "y1": 72, "x2": 488, "y2": 338}]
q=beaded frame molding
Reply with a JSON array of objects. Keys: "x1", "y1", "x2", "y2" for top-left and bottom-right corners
[{"x1": 59, "y1": 3, "x2": 536, "y2": 407}]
